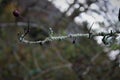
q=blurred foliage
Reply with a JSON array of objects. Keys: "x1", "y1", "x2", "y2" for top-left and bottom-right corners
[{"x1": 0, "y1": 0, "x2": 120, "y2": 80}]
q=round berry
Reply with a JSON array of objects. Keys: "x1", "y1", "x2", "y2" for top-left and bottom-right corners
[{"x1": 13, "y1": 10, "x2": 20, "y2": 17}]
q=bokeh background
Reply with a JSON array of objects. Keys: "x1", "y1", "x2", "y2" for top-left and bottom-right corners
[{"x1": 0, "y1": 0, "x2": 120, "y2": 80}]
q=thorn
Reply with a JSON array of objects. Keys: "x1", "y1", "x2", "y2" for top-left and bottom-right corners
[
  {"x1": 102, "y1": 36, "x2": 107, "y2": 45},
  {"x1": 72, "y1": 40, "x2": 76, "y2": 44},
  {"x1": 88, "y1": 22, "x2": 94, "y2": 39},
  {"x1": 110, "y1": 30, "x2": 113, "y2": 36},
  {"x1": 39, "y1": 42, "x2": 43, "y2": 45},
  {"x1": 72, "y1": 38, "x2": 76, "y2": 44},
  {"x1": 88, "y1": 33, "x2": 92, "y2": 39},
  {"x1": 89, "y1": 22, "x2": 94, "y2": 33}
]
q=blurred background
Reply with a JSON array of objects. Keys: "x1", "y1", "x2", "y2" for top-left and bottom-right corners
[{"x1": 0, "y1": 0, "x2": 120, "y2": 80}]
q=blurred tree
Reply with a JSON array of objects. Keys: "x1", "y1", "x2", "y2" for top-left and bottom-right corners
[{"x1": 0, "y1": 0, "x2": 12, "y2": 14}]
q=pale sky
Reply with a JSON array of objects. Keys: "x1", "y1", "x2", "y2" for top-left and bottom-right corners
[
  {"x1": 49, "y1": 0, "x2": 119, "y2": 44},
  {"x1": 50, "y1": 0, "x2": 108, "y2": 35},
  {"x1": 51, "y1": 0, "x2": 120, "y2": 12},
  {"x1": 110, "y1": 0, "x2": 120, "y2": 7},
  {"x1": 50, "y1": 0, "x2": 86, "y2": 12},
  {"x1": 48, "y1": 0, "x2": 120, "y2": 60}
]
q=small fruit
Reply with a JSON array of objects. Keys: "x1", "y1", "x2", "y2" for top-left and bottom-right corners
[{"x1": 13, "y1": 9, "x2": 20, "y2": 17}]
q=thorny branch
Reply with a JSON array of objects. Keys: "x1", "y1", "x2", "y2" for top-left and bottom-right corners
[{"x1": 18, "y1": 21, "x2": 120, "y2": 46}]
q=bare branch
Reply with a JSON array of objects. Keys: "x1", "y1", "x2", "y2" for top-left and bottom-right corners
[{"x1": 19, "y1": 27, "x2": 120, "y2": 46}]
